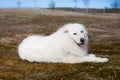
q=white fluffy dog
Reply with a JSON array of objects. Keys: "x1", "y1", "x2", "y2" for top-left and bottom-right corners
[{"x1": 18, "y1": 23, "x2": 108, "y2": 63}]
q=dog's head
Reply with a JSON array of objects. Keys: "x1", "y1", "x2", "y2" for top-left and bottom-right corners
[{"x1": 63, "y1": 23, "x2": 88, "y2": 47}]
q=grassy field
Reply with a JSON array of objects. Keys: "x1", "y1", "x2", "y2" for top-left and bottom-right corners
[{"x1": 0, "y1": 8, "x2": 120, "y2": 80}]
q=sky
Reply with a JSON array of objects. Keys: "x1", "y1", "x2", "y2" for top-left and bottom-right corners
[{"x1": 0, "y1": 0, "x2": 113, "y2": 9}]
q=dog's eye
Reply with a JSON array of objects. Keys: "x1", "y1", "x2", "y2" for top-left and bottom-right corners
[
  {"x1": 73, "y1": 33, "x2": 77, "y2": 35},
  {"x1": 81, "y1": 31, "x2": 83, "y2": 33}
]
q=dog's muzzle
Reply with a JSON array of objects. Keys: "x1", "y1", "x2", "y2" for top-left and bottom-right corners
[
  {"x1": 75, "y1": 38, "x2": 85, "y2": 46},
  {"x1": 80, "y1": 38, "x2": 85, "y2": 45}
]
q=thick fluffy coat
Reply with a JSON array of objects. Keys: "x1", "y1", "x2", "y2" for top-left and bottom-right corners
[{"x1": 18, "y1": 23, "x2": 108, "y2": 63}]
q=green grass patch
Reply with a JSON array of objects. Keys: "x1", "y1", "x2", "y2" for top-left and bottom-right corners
[
  {"x1": 0, "y1": 60, "x2": 120, "y2": 80},
  {"x1": 0, "y1": 44, "x2": 17, "y2": 50}
]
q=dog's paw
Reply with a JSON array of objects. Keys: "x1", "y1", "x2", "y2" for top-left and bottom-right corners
[{"x1": 96, "y1": 58, "x2": 109, "y2": 62}]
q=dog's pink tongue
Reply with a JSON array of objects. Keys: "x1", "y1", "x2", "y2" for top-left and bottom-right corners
[{"x1": 80, "y1": 43, "x2": 84, "y2": 46}]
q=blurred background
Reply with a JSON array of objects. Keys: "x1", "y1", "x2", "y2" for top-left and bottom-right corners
[{"x1": 0, "y1": 0, "x2": 120, "y2": 13}]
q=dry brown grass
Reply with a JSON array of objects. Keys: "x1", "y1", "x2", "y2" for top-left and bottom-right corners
[{"x1": 0, "y1": 8, "x2": 120, "y2": 80}]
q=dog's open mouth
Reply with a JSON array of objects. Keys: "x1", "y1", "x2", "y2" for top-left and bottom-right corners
[
  {"x1": 76, "y1": 42, "x2": 85, "y2": 46},
  {"x1": 74, "y1": 40, "x2": 85, "y2": 46}
]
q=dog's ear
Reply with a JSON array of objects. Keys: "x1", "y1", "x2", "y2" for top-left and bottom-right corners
[{"x1": 64, "y1": 30, "x2": 69, "y2": 33}]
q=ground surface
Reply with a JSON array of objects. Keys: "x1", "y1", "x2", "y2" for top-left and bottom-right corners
[{"x1": 0, "y1": 8, "x2": 120, "y2": 80}]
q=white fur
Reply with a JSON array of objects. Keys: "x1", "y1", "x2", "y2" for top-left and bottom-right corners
[{"x1": 18, "y1": 23, "x2": 108, "y2": 63}]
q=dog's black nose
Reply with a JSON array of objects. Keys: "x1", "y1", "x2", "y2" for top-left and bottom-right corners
[{"x1": 80, "y1": 38, "x2": 84, "y2": 42}]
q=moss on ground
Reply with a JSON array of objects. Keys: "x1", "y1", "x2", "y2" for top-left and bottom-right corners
[
  {"x1": 0, "y1": 54, "x2": 120, "y2": 80},
  {"x1": 0, "y1": 44, "x2": 17, "y2": 50}
]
